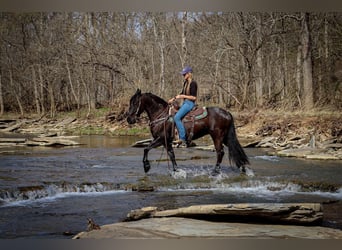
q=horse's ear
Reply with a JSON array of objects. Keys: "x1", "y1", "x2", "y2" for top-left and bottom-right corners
[{"x1": 136, "y1": 89, "x2": 141, "y2": 95}]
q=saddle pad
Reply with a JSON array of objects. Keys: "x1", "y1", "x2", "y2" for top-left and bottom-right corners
[{"x1": 183, "y1": 107, "x2": 207, "y2": 122}]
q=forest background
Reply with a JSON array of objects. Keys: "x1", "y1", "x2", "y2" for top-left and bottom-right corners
[{"x1": 0, "y1": 12, "x2": 341, "y2": 120}]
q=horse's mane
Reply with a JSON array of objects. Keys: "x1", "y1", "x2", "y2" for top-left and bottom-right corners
[{"x1": 144, "y1": 92, "x2": 168, "y2": 107}]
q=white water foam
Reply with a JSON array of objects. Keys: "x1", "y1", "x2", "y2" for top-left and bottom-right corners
[
  {"x1": 1, "y1": 189, "x2": 128, "y2": 207},
  {"x1": 157, "y1": 180, "x2": 342, "y2": 201},
  {"x1": 0, "y1": 183, "x2": 128, "y2": 207},
  {"x1": 254, "y1": 155, "x2": 280, "y2": 162},
  {"x1": 244, "y1": 167, "x2": 255, "y2": 177},
  {"x1": 170, "y1": 168, "x2": 187, "y2": 179}
]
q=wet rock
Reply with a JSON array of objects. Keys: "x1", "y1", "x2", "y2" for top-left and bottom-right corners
[
  {"x1": 131, "y1": 185, "x2": 155, "y2": 192},
  {"x1": 125, "y1": 203, "x2": 323, "y2": 225},
  {"x1": 193, "y1": 145, "x2": 215, "y2": 151},
  {"x1": 276, "y1": 148, "x2": 321, "y2": 158},
  {"x1": 305, "y1": 154, "x2": 340, "y2": 160},
  {"x1": 125, "y1": 206, "x2": 158, "y2": 221},
  {"x1": 276, "y1": 147, "x2": 342, "y2": 160}
]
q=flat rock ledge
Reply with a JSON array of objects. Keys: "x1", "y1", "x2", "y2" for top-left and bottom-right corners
[
  {"x1": 73, "y1": 203, "x2": 342, "y2": 239},
  {"x1": 0, "y1": 135, "x2": 81, "y2": 148}
]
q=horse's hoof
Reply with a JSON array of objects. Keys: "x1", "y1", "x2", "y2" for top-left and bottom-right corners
[
  {"x1": 211, "y1": 167, "x2": 221, "y2": 176},
  {"x1": 143, "y1": 161, "x2": 151, "y2": 173},
  {"x1": 240, "y1": 166, "x2": 246, "y2": 174}
]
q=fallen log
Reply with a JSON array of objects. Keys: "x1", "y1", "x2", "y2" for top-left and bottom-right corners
[
  {"x1": 131, "y1": 138, "x2": 152, "y2": 147},
  {"x1": 126, "y1": 203, "x2": 323, "y2": 225},
  {"x1": 0, "y1": 138, "x2": 26, "y2": 143},
  {"x1": 25, "y1": 136, "x2": 81, "y2": 147},
  {"x1": 54, "y1": 117, "x2": 77, "y2": 127},
  {"x1": 0, "y1": 121, "x2": 26, "y2": 132}
]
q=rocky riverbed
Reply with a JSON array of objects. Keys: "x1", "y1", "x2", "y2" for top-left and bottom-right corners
[{"x1": 1, "y1": 111, "x2": 341, "y2": 239}]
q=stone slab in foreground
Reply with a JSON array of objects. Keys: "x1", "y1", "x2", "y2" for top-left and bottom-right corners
[
  {"x1": 73, "y1": 217, "x2": 342, "y2": 239},
  {"x1": 73, "y1": 203, "x2": 342, "y2": 239}
]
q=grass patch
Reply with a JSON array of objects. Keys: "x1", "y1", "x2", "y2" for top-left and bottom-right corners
[
  {"x1": 112, "y1": 126, "x2": 150, "y2": 136},
  {"x1": 66, "y1": 126, "x2": 106, "y2": 135}
]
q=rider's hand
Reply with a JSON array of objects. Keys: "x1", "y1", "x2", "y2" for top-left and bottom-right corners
[{"x1": 168, "y1": 97, "x2": 176, "y2": 104}]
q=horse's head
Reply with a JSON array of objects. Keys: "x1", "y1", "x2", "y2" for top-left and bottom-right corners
[{"x1": 127, "y1": 89, "x2": 143, "y2": 124}]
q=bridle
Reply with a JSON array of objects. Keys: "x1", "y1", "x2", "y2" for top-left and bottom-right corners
[{"x1": 135, "y1": 97, "x2": 142, "y2": 116}]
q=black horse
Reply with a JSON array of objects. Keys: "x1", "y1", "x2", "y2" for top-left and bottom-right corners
[{"x1": 127, "y1": 89, "x2": 249, "y2": 175}]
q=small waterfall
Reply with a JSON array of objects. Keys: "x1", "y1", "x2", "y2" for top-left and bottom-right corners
[{"x1": 0, "y1": 182, "x2": 124, "y2": 206}]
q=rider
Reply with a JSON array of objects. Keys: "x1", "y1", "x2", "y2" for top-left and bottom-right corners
[{"x1": 168, "y1": 66, "x2": 198, "y2": 147}]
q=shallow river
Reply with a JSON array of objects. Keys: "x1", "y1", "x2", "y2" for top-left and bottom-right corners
[{"x1": 0, "y1": 135, "x2": 341, "y2": 238}]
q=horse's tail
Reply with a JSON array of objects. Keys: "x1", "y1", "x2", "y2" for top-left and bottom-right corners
[{"x1": 225, "y1": 115, "x2": 249, "y2": 168}]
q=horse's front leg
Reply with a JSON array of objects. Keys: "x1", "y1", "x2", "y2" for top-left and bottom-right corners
[
  {"x1": 143, "y1": 137, "x2": 163, "y2": 173},
  {"x1": 143, "y1": 148, "x2": 151, "y2": 173}
]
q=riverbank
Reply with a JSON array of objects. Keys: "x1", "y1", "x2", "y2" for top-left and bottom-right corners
[
  {"x1": 235, "y1": 109, "x2": 342, "y2": 160},
  {"x1": 1, "y1": 109, "x2": 341, "y2": 160}
]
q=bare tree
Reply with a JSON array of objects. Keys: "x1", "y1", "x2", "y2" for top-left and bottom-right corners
[
  {"x1": 301, "y1": 12, "x2": 314, "y2": 110},
  {"x1": 0, "y1": 72, "x2": 4, "y2": 116},
  {"x1": 0, "y1": 12, "x2": 340, "y2": 117}
]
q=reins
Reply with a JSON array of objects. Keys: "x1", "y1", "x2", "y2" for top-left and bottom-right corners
[
  {"x1": 149, "y1": 105, "x2": 172, "y2": 171},
  {"x1": 148, "y1": 106, "x2": 169, "y2": 126},
  {"x1": 156, "y1": 119, "x2": 171, "y2": 172},
  {"x1": 136, "y1": 94, "x2": 173, "y2": 172}
]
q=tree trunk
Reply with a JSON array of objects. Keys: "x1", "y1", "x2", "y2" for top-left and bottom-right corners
[
  {"x1": 214, "y1": 50, "x2": 224, "y2": 105},
  {"x1": 38, "y1": 65, "x2": 46, "y2": 114},
  {"x1": 152, "y1": 14, "x2": 166, "y2": 96},
  {"x1": 301, "y1": 12, "x2": 314, "y2": 110},
  {"x1": 255, "y1": 14, "x2": 263, "y2": 107},
  {"x1": 32, "y1": 66, "x2": 41, "y2": 115},
  {"x1": 323, "y1": 14, "x2": 330, "y2": 104},
  {"x1": 0, "y1": 72, "x2": 4, "y2": 116},
  {"x1": 48, "y1": 81, "x2": 56, "y2": 118},
  {"x1": 159, "y1": 31, "x2": 165, "y2": 95},
  {"x1": 296, "y1": 44, "x2": 303, "y2": 108},
  {"x1": 65, "y1": 53, "x2": 80, "y2": 112},
  {"x1": 181, "y1": 12, "x2": 187, "y2": 67},
  {"x1": 9, "y1": 69, "x2": 24, "y2": 116}
]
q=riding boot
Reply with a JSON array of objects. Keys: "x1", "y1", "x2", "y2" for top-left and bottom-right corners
[{"x1": 175, "y1": 139, "x2": 186, "y2": 148}]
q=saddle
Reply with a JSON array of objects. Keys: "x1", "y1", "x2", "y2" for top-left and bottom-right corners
[
  {"x1": 169, "y1": 102, "x2": 208, "y2": 143},
  {"x1": 169, "y1": 103, "x2": 208, "y2": 122}
]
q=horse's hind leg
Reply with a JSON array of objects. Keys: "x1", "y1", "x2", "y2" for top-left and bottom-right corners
[
  {"x1": 212, "y1": 148, "x2": 224, "y2": 175},
  {"x1": 212, "y1": 138, "x2": 225, "y2": 175},
  {"x1": 166, "y1": 143, "x2": 178, "y2": 172}
]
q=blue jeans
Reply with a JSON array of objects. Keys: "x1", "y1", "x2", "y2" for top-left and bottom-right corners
[{"x1": 174, "y1": 100, "x2": 195, "y2": 141}]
